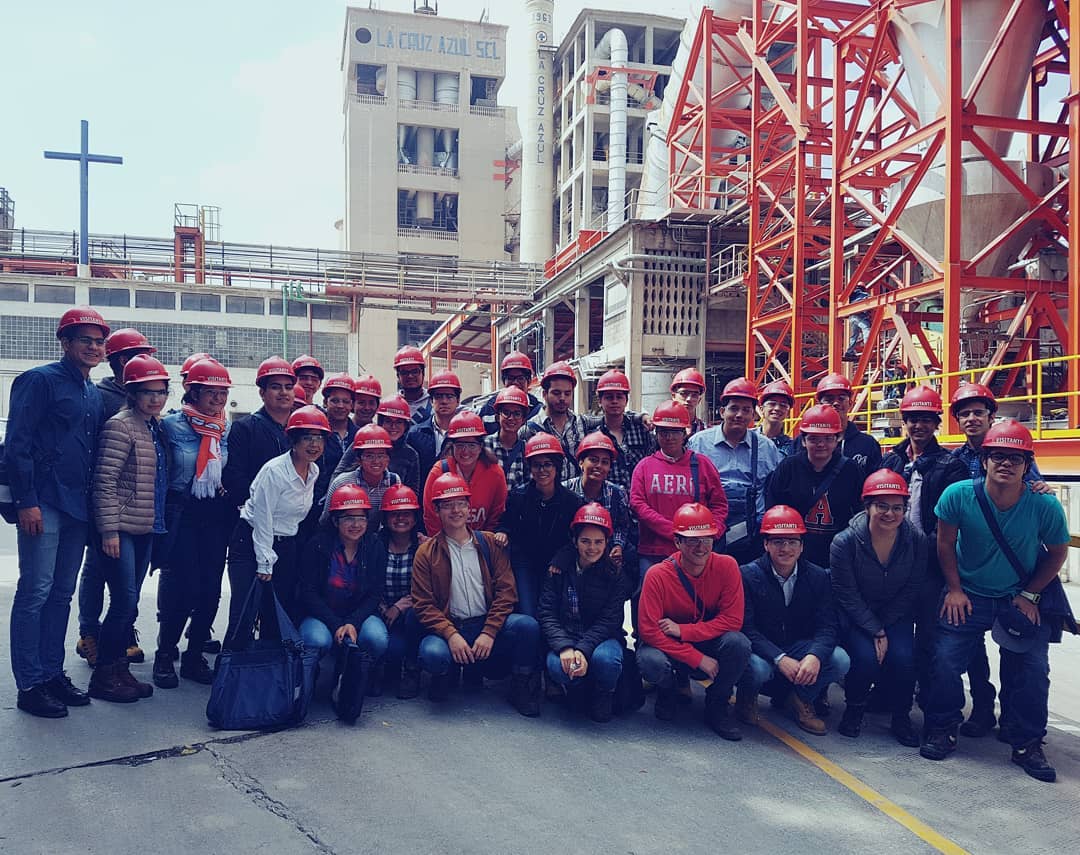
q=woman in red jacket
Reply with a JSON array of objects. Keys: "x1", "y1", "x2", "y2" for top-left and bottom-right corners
[{"x1": 422, "y1": 411, "x2": 507, "y2": 535}]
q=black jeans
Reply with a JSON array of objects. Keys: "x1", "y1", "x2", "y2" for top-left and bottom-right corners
[
  {"x1": 225, "y1": 519, "x2": 300, "y2": 645},
  {"x1": 156, "y1": 495, "x2": 233, "y2": 655}
]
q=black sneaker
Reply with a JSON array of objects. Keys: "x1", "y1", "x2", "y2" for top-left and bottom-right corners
[
  {"x1": 1011, "y1": 740, "x2": 1056, "y2": 783},
  {"x1": 920, "y1": 727, "x2": 958, "y2": 761},
  {"x1": 153, "y1": 651, "x2": 179, "y2": 689},
  {"x1": 654, "y1": 689, "x2": 678, "y2": 722},
  {"x1": 960, "y1": 709, "x2": 997, "y2": 738},
  {"x1": 17, "y1": 685, "x2": 68, "y2": 718},
  {"x1": 890, "y1": 714, "x2": 920, "y2": 748},
  {"x1": 45, "y1": 672, "x2": 91, "y2": 707}
]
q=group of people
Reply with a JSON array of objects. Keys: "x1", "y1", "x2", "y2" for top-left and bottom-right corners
[{"x1": 6, "y1": 307, "x2": 1073, "y2": 785}]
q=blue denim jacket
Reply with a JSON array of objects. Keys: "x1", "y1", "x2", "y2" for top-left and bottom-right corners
[
  {"x1": 5, "y1": 356, "x2": 103, "y2": 522},
  {"x1": 161, "y1": 411, "x2": 230, "y2": 493}
]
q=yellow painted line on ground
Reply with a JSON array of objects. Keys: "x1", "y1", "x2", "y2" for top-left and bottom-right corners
[{"x1": 757, "y1": 718, "x2": 970, "y2": 855}]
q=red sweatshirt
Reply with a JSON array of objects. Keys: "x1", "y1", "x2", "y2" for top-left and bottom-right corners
[
  {"x1": 423, "y1": 457, "x2": 507, "y2": 535},
  {"x1": 630, "y1": 450, "x2": 728, "y2": 556},
  {"x1": 638, "y1": 552, "x2": 744, "y2": 669}
]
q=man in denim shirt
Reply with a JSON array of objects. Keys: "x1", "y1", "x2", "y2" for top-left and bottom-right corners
[{"x1": 7, "y1": 307, "x2": 107, "y2": 718}]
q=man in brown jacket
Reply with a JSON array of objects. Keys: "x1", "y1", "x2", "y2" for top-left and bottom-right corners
[{"x1": 412, "y1": 473, "x2": 542, "y2": 716}]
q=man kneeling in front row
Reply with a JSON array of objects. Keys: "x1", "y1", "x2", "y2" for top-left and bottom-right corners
[
  {"x1": 637, "y1": 503, "x2": 751, "y2": 740},
  {"x1": 734, "y1": 506, "x2": 850, "y2": 734},
  {"x1": 410, "y1": 473, "x2": 543, "y2": 716}
]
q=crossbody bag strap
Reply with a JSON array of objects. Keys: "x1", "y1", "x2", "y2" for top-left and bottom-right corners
[
  {"x1": 746, "y1": 433, "x2": 759, "y2": 535},
  {"x1": 688, "y1": 452, "x2": 700, "y2": 503},
  {"x1": 972, "y1": 478, "x2": 1031, "y2": 584},
  {"x1": 809, "y1": 457, "x2": 842, "y2": 509},
  {"x1": 665, "y1": 556, "x2": 715, "y2": 621}
]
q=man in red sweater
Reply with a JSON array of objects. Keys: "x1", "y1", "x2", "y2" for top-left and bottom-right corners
[{"x1": 637, "y1": 503, "x2": 750, "y2": 741}]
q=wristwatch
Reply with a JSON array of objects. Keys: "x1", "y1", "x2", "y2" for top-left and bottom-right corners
[{"x1": 1019, "y1": 590, "x2": 1041, "y2": 604}]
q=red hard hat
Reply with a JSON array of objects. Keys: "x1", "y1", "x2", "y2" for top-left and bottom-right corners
[
  {"x1": 122, "y1": 354, "x2": 170, "y2": 386},
  {"x1": 256, "y1": 356, "x2": 297, "y2": 385},
  {"x1": 292, "y1": 384, "x2": 307, "y2": 404},
  {"x1": 352, "y1": 423, "x2": 394, "y2": 451},
  {"x1": 447, "y1": 411, "x2": 485, "y2": 440},
  {"x1": 525, "y1": 433, "x2": 565, "y2": 459},
  {"x1": 672, "y1": 503, "x2": 719, "y2": 538},
  {"x1": 652, "y1": 400, "x2": 691, "y2": 430},
  {"x1": 291, "y1": 354, "x2": 324, "y2": 379},
  {"x1": 180, "y1": 353, "x2": 215, "y2": 376},
  {"x1": 322, "y1": 373, "x2": 355, "y2": 396},
  {"x1": 900, "y1": 385, "x2": 942, "y2": 414},
  {"x1": 571, "y1": 502, "x2": 614, "y2": 536},
  {"x1": 861, "y1": 468, "x2": 911, "y2": 499},
  {"x1": 393, "y1": 346, "x2": 425, "y2": 370},
  {"x1": 596, "y1": 369, "x2": 631, "y2": 394},
  {"x1": 670, "y1": 367, "x2": 706, "y2": 393},
  {"x1": 353, "y1": 375, "x2": 382, "y2": 399},
  {"x1": 950, "y1": 382, "x2": 998, "y2": 414},
  {"x1": 428, "y1": 370, "x2": 463, "y2": 393},
  {"x1": 376, "y1": 395, "x2": 412, "y2": 422},
  {"x1": 494, "y1": 386, "x2": 530, "y2": 411},
  {"x1": 799, "y1": 404, "x2": 843, "y2": 435},
  {"x1": 500, "y1": 351, "x2": 534, "y2": 376},
  {"x1": 720, "y1": 376, "x2": 759, "y2": 404},
  {"x1": 541, "y1": 361, "x2": 577, "y2": 386},
  {"x1": 759, "y1": 505, "x2": 807, "y2": 536},
  {"x1": 105, "y1": 328, "x2": 155, "y2": 358},
  {"x1": 576, "y1": 431, "x2": 618, "y2": 460},
  {"x1": 286, "y1": 405, "x2": 331, "y2": 434},
  {"x1": 982, "y1": 420, "x2": 1035, "y2": 454},
  {"x1": 185, "y1": 359, "x2": 231, "y2": 388},
  {"x1": 380, "y1": 483, "x2": 421, "y2": 512},
  {"x1": 56, "y1": 306, "x2": 109, "y2": 339},
  {"x1": 759, "y1": 379, "x2": 795, "y2": 408},
  {"x1": 328, "y1": 483, "x2": 372, "y2": 513},
  {"x1": 429, "y1": 472, "x2": 472, "y2": 502},
  {"x1": 816, "y1": 373, "x2": 853, "y2": 400}
]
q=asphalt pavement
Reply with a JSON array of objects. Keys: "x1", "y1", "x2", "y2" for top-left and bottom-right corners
[{"x1": 0, "y1": 524, "x2": 1078, "y2": 855}]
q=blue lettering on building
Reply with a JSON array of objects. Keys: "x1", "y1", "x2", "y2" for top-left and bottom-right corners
[{"x1": 372, "y1": 27, "x2": 500, "y2": 61}]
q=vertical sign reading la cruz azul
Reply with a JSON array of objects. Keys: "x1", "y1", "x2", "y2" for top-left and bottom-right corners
[
  {"x1": 521, "y1": 0, "x2": 554, "y2": 264},
  {"x1": 533, "y1": 9, "x2": 550, "y2": 166}
]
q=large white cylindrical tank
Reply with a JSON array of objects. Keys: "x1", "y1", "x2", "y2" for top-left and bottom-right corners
[
  {"x1": 521, "y1": 0, "x2": 555, "y2": 264},
  {"x1": 597, "y1": 28, "x2": 629, "y2": 232},
  {"x1": 398, "y1": 68, "x2": 417, "y2": 102},
  {"x1": 435, "y1": 73, "x2": 460, "y2": 170}
]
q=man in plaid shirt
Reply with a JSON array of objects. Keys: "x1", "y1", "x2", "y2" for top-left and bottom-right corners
[
  {"x1": 581, "y1": 369, "x2": 655, "y2": 490},
  {"x1": 520, "y1": 361, "x2": 592, "y2": 482}
]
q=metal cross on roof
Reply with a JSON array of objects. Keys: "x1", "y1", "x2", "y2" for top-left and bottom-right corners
[{"x1": 43, "y1": 119, "x2": 123, "y2": 267}]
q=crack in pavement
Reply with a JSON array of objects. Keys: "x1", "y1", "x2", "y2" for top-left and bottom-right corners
[
  {"x1": 0, "y1": 714, "x2": 337, "y2": 785},
  {"x1": 206, "y1": 743, "x2": 337, "y2": 855}
]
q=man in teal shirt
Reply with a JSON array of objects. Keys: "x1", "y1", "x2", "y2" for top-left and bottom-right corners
[{"x1": 920, "y1": 421, "x2": 1069, "y2": 783}]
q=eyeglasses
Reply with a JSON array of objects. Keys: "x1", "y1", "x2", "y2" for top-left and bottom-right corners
[
  {"x1": 338, "y1": 514, "x2": 368, "y2": 525},
  {"x1": 498, "y1": 410, "x2": 525, "y2": 420},
  {"x1": 297, "y1": 434, "x2": 326, "y2": 445},
  {"x1": 360, "y1": 451, "x2": 389, "y2": 460},
  {"x1": 819, "y1": 394, "x2": 851, "y2": 407},
  {"x1": 988, "y1": 452, "x2": 1026, "y2": 466},
  {"x1": 454, "y1": 440, "x2": 481, "y2": 449},
  {"x1": 674, "y1": 389, "x2": 702, "y2": 401},
  {"x1": 678, "y1": 536, "x2": 714, "y2": 548},
  {"x1": 74, "y1": 335, "x2": 106, "y2": 347},
  {"x1": 439, "y1": 499, "x2": 470, "y2": 511},
  {"x1": 766, "y1": 537, "x2": 802, "y2": 548},
  {"x1": 870, "y1": 501, "x2": 906, "y2": 514},
  {"x1": 529, "y1": 460, "x2": 557, "y2": 471},
  {"x1": 136, "y1": 388, "x2": 169, "y2": 399},
  {"x1": 397, "y1": 367, "x2": 423, "y2": 378}
]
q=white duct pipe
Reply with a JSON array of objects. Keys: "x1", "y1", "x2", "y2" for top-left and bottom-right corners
[
  {"x1": 398, "y1": 69, "x2": 418, "y2": 165},
  {"x1": 416, "y1": 72, "x2": 436, "y2": 224},
  {"x1": 596, "y1": 28, "x2": 628, "y2": 231},
  {"x1": 521, "y1": 0, "x2": 555, "y2": 263},
  {"x1": 375, "y1": 67, "x2": 387, "y2": 95},
  {"x1": 637, "y1": 1, "x2": 754, "y2": 219},
  {"x1": 435, "y1": 73, "x2": 460, "y2": 170}
]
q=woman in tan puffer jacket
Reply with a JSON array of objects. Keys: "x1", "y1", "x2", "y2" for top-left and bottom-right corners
[{"x1": 88, "y1": 355, "x2": 172, "y2": 704}]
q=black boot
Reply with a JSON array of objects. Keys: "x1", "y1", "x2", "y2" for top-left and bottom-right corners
[
  {"x1": 890, "y1": 713, "x2": 920, "y2": 747},
  {"x1": 397, "y1": 665, "x2": 421, "y2": 700},
  {"x1": 838, "y1": 703, "x2": 865, "y2": 738},
  {"x1": 180, "y1": 651, "x2": 214, "y2": 685},
  {"x1": 704, "y1": 687, "x2": 742, "y2": 741},
  {"x1": 590, "y1": 689, "x2": 615, "y2": 723},
  {"x1": 153, "y1": 650, "x2": 179, "y2": 689},
  {"x1": 336, "y1": 647, "x2": 372, "y2": 724},
  {"x1": 510, "y1": 671, "x2": 541, "y2": 717}
]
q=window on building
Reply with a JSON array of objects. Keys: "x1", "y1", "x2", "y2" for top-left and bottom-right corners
[
  {"x1": 269, "y1": 299, "x2": 307, "y2": 318},
  {"x1": 310, "y1": 303, "x2": 349, "y2": 322},
  {"x1": 180, "y1": 293, "x2": 221, "y2": 312},
  {"x1": 470, "y1": 76, "x2": 499, "y2": 106},
  {"x1": 225, "y1": 295, "x2": 265, "y2": 315},
  {"x1": 89, "y1": 286, "x2": 130, "y2": 307},
  {"x1": 0, "y1": 282, "x2": 29, "y2": 302},
  {"x1": 34, "y1": 284, "x2": 75, "y2": 304},
  {"x1": 135, "y1": 290, "x2": 176, "y2": 310},
  {"x1": 397, "y1": 318, "x2": 442, "y2": 349},
  {"x1": 355, "y1": 62, "x2": 385, "y2": 95}
]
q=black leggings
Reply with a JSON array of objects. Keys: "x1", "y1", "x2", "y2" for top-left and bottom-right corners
[{"x1": 225, "y1": 519, "x2": 300, "y2": 645}]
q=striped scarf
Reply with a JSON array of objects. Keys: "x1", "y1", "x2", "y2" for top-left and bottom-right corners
[{"x1": 182, "y1": 404, "x2": 226, "y2": 498}]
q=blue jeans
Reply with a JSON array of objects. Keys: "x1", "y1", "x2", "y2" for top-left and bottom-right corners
[
  {"x1": 419, "y1": 614, "x2": 540, "y2": 677},
  {"x1": 924, "y1": 592, "x2": 1050, "y2": 748},
  {"x1": 98, "y1": 533, "x2": 153, "y2": 665},
  {"x1": 385, "y1": 608, "x2": 422, "y2": 668},
  {"x1": 299, "y1": 614, "x2": 388, "y2": 663},
  {"x1": 511, "y1": 552, "x2": 540, "y2": 617},
  {"x1": 738, "y1": 641, "x2": 851, "y2": 703},
  {"x1": 11, "y1": 504, "x2": 88, "y2": 690},
  {"x1": 546, "y1": 638, "x2": 624, "y2": 692},
  {"x1": 637, "y1": 632, "x2": 751, "y2": 698},
  {"x1": 841, "y1": 621, "x2": 916, "y2": 714},
  {"x1": 77, "y1": 546, "x2": 105, "y2": 637}
]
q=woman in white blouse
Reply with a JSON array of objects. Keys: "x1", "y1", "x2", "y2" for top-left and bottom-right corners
[{"x1": 225, "y1": 405, "x2": 331, "y2": 643}]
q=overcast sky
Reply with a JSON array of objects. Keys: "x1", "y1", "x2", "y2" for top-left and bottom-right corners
[{"x1": 2, "y1": 0, "x2": 701, "y2": 248}]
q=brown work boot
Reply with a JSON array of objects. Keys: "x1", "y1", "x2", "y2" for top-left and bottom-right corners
[
  {"x1": 88, "y1": 660, "x2": 141, "y2": 704},
  {"x1": 76, "y1": 634, "x2": 98, "y2": 667},
  {"x1": 734, "y1": 690, "x2": 760, "y2": 726},
  {"x1": 786, "y1": 693, "x2": 826, "y2": 735},
  {"x1": 117, "y1": 660, "x2": 154, "y2": 698}
]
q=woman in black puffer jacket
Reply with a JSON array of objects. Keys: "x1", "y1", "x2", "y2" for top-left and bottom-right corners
[{"x1": 538, "y1": 503, "x2": 628, "y2": 722}]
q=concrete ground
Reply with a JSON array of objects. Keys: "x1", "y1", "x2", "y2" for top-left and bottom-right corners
[{"x1": 1, "y1": 524, "x2": 1078, "y2": 855}]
